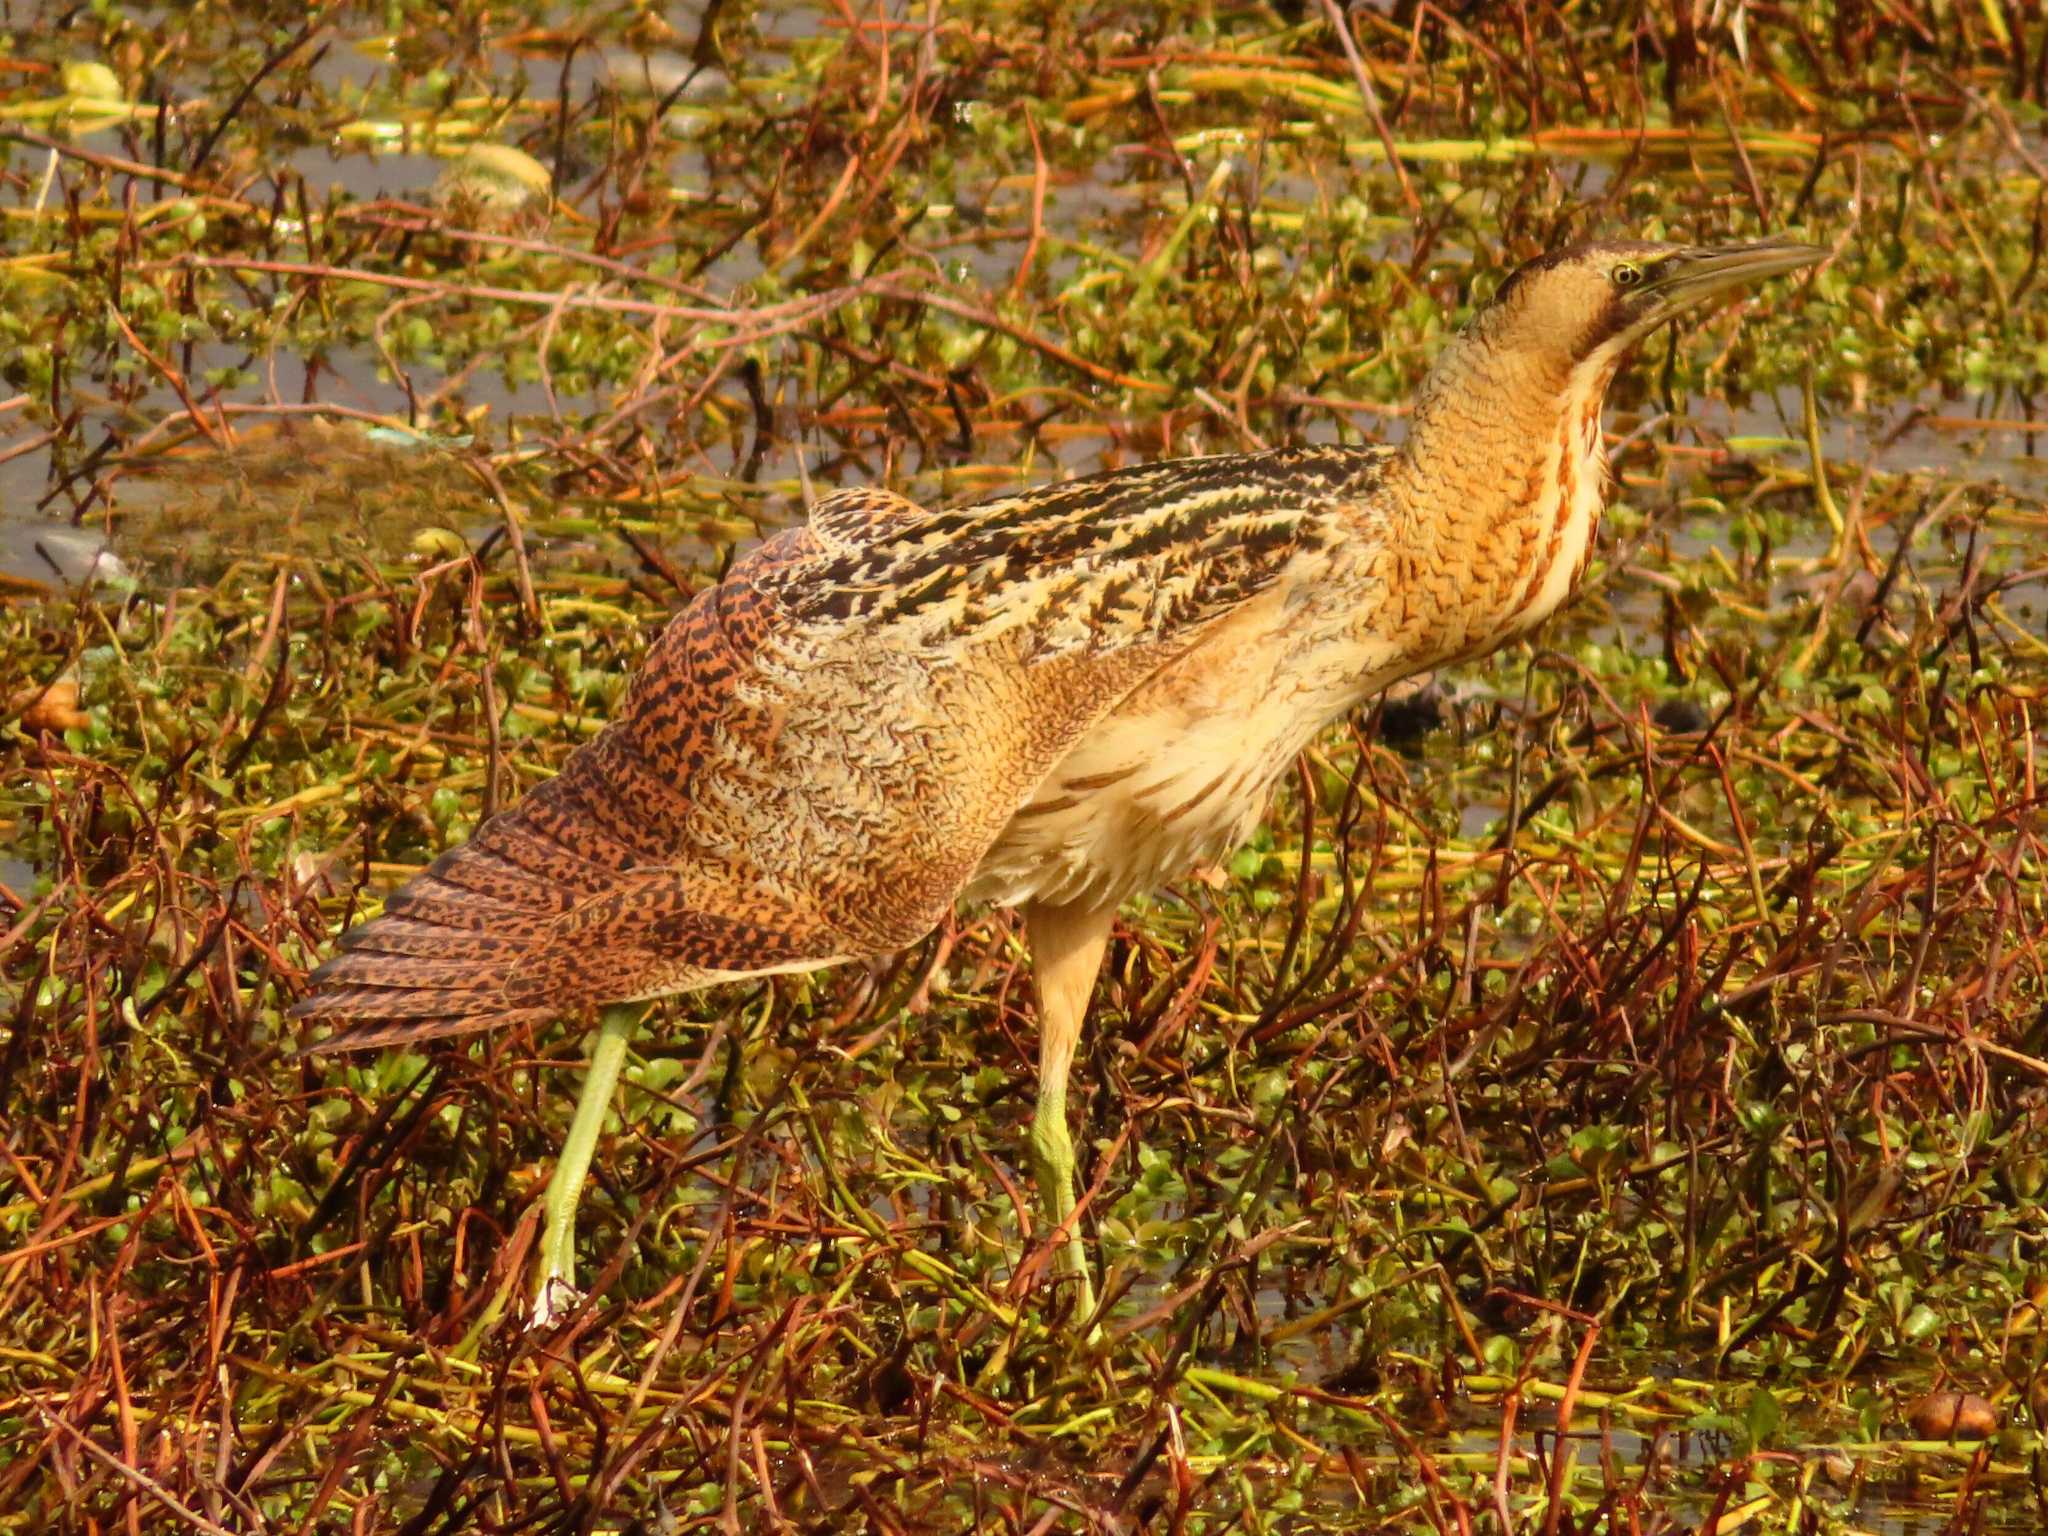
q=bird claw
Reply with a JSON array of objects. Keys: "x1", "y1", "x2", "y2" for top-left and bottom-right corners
[{"x1": 527, "y1": 1272, "x2": 583, "y2": 1331}]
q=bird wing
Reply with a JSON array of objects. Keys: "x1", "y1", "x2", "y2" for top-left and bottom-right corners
[{"x1": 297, "y1": 445, "x2": 1391, "y2": 1048}]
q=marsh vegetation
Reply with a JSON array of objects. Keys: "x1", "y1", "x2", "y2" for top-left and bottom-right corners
[{"x1": 3, "y1": 1, "x2": 2048, "y2": 1530}]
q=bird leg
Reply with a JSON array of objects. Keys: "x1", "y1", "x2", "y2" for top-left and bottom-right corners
[
  {"x1": 1022, "y1": 898, "x2": 1117, "y2": 1323},
  {"x1": 530, "y1": 1002, "x2": 641, "y2": 1328}
]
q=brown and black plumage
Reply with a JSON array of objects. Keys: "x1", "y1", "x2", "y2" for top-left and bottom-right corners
[
  {"x1": 300, "y1": 453, "x2": 1354, "y2": 1043},
  {"x1": 297, "y1": 237, "x2": 1823, "y2": 1321}
]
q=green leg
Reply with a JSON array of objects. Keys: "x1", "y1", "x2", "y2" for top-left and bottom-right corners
[
  {"x1": 531, "y1": 1003, "x2": 638, "y2": 1327},
  {"x1": 1022, "y1": 900, "x2": 1117, "y2": 1328},
  {"x1": 1029, "y1": 1073, "x2": 1097, "y2": 1321}
]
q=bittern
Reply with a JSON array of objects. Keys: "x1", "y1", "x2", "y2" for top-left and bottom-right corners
[{"x1": 297, "y1": 237, "x2": 1823, "y2": 1325}]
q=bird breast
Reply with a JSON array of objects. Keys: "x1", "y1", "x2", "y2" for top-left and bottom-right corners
[{"x1": 966, "y1": 580, "x2": 1405, "y2": 911}]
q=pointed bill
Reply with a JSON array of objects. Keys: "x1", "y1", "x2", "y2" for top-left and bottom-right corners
[{"x1": 1644, "y1": 239, "x2": 1827, "y2": 320}]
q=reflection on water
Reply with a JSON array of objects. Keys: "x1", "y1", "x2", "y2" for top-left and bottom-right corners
[
  {"x1": 0, "y1": 5, "x2": 2037, "y2": 586},
  {"x1": 1687, "y1": 387, "x2": 2048, "y2": 498},
  {"x1": 0, "y1": 524, "x2": 127, "y2": 589},
  {"x1": 0, "y1": 80, "x2": 2037, "y2": 598},
  {"x1": 5, "y1": 386, "x2": 2033, "y2": 610}
]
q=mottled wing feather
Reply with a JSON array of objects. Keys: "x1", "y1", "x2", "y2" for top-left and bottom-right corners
[
  {"x1": 778, "y1": 449, "x2": 1376, "y2": 657},
  {"x1": 297, "y1": 445, "x2": 1389, "y2": 1050},
  {"x1": 299, "y1": 540, "x2": 848, "y2": 1047}
]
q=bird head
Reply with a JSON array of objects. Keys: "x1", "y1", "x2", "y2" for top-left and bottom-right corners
[{"x1": 1481, "y1": 237, "x2": 1826, "y2": 380}]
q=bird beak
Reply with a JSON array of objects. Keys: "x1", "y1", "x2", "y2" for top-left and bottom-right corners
[{"x1": 1644, "y1": 239, "x2": 1827, "y2": 320}]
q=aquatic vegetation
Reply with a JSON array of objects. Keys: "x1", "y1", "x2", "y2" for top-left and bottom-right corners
[{"x1": 2, "y1": 0, "x2": 2046, "y2": 1529}]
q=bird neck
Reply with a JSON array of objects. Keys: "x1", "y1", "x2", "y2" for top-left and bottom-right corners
[{"x1": 1378, "y1": 322, "x2": 1623, "y2": 664}]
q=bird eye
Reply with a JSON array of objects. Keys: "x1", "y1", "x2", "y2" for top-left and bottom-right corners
[{"x1": 1612, "y1": 262, "x2": 1644, "y2": 288}]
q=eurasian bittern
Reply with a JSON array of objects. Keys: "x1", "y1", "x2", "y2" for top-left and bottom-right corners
[{"x1": 297, "y1": 237, "x2": 1823, "y2": 1325}]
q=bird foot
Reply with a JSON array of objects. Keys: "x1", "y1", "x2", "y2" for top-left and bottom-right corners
[{"x1": 527, "y1": 1270, "x2": 583, "y2": 1331}]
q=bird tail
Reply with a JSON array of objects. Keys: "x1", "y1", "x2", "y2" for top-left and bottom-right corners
[
  {"x1": 293, "y1": 733, "x2": 674, "y2": 1053},
  {"x1": 294, "y1": 729, "x2": 838, "y2": 1054}
]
